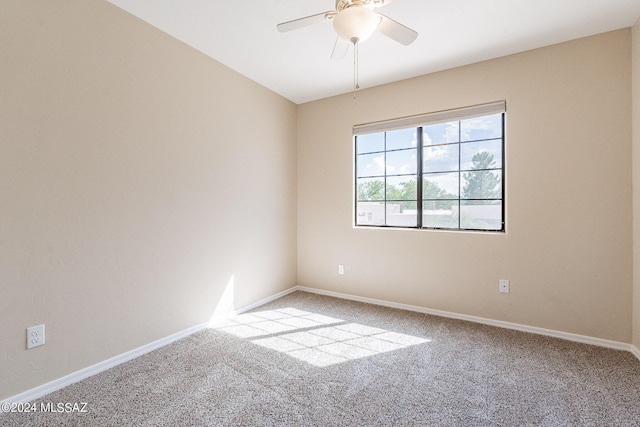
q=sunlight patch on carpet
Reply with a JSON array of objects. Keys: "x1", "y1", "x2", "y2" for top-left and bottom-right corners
[{"x1": 210, "y1": 308, "x2": 430, "y2": 367}]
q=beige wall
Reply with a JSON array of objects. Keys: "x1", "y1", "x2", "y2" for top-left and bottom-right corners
[
  {"x1": 0, "y1": 0, "x2": 297, "y2": 399},
  {"x1": 633, "y1": 18, "x2": 640, "y2": 349},
  {"x1": 298, "y1": 30, "x2": 633, "y2": 342}
]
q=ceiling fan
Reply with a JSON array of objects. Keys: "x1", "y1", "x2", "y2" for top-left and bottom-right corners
[{"x1": 277, "y1": 0, "x2": 418, "y2": 60}]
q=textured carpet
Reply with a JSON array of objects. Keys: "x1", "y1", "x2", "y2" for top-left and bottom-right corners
[{"x1": 3, "y1": 290, "x2": 640, "y2": 426}]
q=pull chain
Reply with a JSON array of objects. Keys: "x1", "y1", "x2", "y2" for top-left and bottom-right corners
[{"x1": 353, "y1": 39, "x2": 359, "y2": 100}]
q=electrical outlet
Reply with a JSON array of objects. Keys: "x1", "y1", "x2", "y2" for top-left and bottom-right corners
[
  {"x1": 27, "y1": 324, "x2": 45, "y2": 349},
  {"x1": 499, "y1": 279, "x2": 510, "y2": 294},
  {"x1": 338, "y1": 264, "x2": 344, "y2": 275}
]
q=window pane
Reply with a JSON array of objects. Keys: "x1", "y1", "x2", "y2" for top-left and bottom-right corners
[
  {"x1": 386, "y1": 202, "x2": 417, "y2": 227},
  {"x1": 423, "y1": 200, "x2": 458, "y2": 229},
  {"x1": 386, "y1": 128, "x2": 416, "y2": 151},
  {"x1": 356, "y1": 202, "x2": 385, "y2": 225},
  {"x1": 386, "y1": 149, "x2": 417, "y2": 175},
  {"x1": 460, "y1": 140, "x2": 502, "y2": 171},
  {"x1": 423, "y1": 172, "x2": 459, "y2": 199},
  {"x1": 356, "y1": 132, "x2": 384, "y2": 154},
  {"x1": 460, "y1": 113, "x2": 502, "y2": 142},
  {"x1": 423, "y1": 143, "x2": 459, "y2": 173},
  {"x1": 357, "y1": 178, "x2": 384, "y2": 201},
  {"x1": 460, "y1": 201, "x2": 502, "y2": 230},
  {"x1": 423, "y1": 121, "x2": 459, "y2": 145},
  {"x1": 461, "y1": 170, "x2": 502, "y2": 200},
  {"x1": 386, "y1": 176, "x2": 417, "y2": 201},
  {"x1": 356, "y1": 153, "x2": 385, "y2": 178}
]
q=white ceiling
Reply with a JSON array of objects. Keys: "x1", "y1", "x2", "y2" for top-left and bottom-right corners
[{"x1": 105, "y1": 0, "x2": 640, "y2": 104}]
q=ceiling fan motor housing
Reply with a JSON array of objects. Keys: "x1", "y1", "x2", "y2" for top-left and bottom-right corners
[{"x1": 336, "y1": 0, "x2": 384, "y2": 11}]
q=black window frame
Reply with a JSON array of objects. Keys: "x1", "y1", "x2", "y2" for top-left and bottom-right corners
[{"x1": 354, "y1": 104, "x2": 505, "y2": 233}]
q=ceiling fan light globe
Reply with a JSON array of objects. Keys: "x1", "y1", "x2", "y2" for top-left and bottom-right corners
[{"x1": 333, "y1": 6, "x2": 381, "y2": 43}]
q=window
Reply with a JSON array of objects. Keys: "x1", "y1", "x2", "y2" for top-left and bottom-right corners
[{"x1": 354, "y1": 102, "x2": 505, "y2": 232}]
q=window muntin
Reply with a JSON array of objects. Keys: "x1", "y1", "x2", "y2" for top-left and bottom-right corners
[{"x1": 354, "y1": 105, "x2": 504, "y2": 232}]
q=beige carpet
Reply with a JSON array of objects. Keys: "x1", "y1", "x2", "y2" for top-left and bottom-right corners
[{"x1": 3, "y1": 290, "x2": 640, "y2": 426}]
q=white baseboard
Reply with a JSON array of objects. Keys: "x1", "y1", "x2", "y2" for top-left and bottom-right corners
[
  {"x1": 234, "y1": 287, "x2": 299, "y2": 316},
  {"x1": 205, "y1": 286, "x2": 298, "y2": 326},
  {"x1": 1, "y1": 286, "x2": 298, "y2": 406},
  {"x1": 1, "y1": 322, "x2": 208, "y2": 406},
  {"x1": 293, "y1": 285, "x2": 637, "y2": 355},
  {"x1": 4, "y1": 285, "x2": 638, "y2": 405}
]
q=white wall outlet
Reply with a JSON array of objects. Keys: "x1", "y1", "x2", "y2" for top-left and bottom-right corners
[
  {"x1": 338, "y1": 264, "x2": 344, "y2": 275},
  {"x1": 499, "y1": 279, "x2": 510, "y2": 294},
  {"x1": 27, "y1": 324, "x2": 45, "y2": 349}
]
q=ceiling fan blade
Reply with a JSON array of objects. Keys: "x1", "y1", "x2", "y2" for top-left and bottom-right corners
[
  {"x1": 277, "y1": 11, "x2": 335, "y2": 33},
  {"x1": 331, "y1": 37, "x2": 350, "y2": 60},
  {"x1": 376, "y1": 14, "x2": 418, "y2": 45}
]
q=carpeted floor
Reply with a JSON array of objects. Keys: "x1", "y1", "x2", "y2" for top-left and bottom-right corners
[{"x1": 3, "y1": 290, "x2": 640, "y2": 426}]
